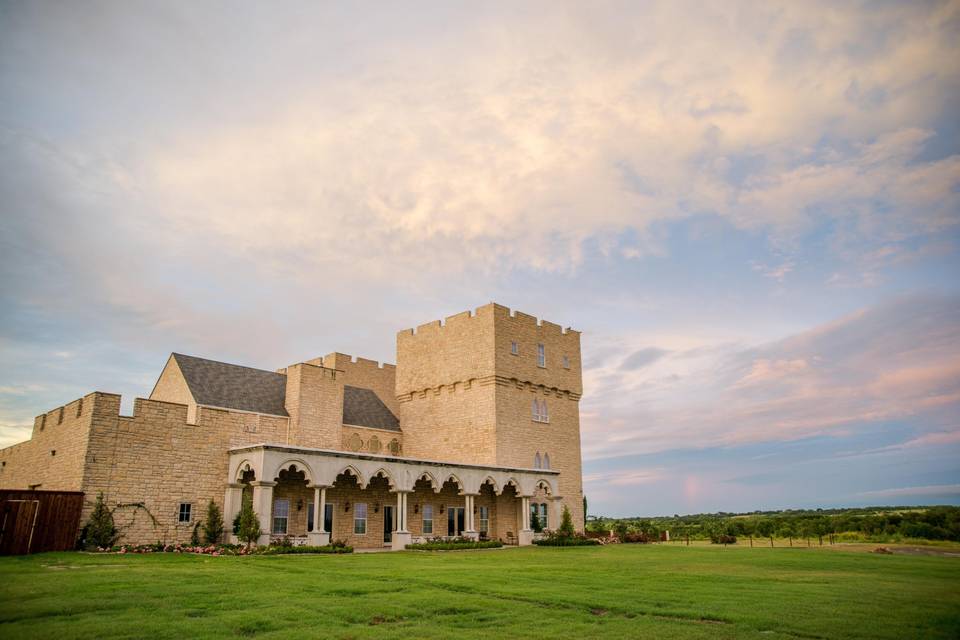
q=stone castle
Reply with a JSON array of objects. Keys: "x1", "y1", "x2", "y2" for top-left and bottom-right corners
[{"x1": 0, "y1": 303, "x2": 583, "y2": 550}]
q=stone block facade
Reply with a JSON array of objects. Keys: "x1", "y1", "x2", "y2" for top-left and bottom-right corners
[{"x1": 0, "y1": 303, "x2": 584, "y2": 550}]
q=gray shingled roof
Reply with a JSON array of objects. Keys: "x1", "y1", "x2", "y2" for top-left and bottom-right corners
[
  {"x1": 173, "y1": 353, "x2": 289, "y2": 417},
  {"x1": 343, "y1": 385, "x2": 400, "y2": 432},
  {"x1": 171, "y1": 354, "x2": 400, "y2": 431}
]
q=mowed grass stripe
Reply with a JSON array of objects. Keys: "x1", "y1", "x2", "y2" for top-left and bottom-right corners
[{"x1": 0, "y1": 545, "x2": 957, "y2": 639}]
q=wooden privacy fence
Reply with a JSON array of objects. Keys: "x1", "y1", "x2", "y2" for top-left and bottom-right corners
[{"x1": 0, "y1": 490, "x2": 84, "y2": 554}]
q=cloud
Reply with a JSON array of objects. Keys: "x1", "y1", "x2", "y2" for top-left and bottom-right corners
[
  {"x1": 857, "y1": 484, "x2": 960, "y2": 498},
  {"x1": 581, "y1": 293, "x2": 960, "y2": 459},
  {"x1": 620, "y1": 348, "x2": 670, "y2": 371}
]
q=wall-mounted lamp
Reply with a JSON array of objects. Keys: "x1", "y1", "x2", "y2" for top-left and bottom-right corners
[
  {"x1": 474, "y1": 505, "x2": 478, "y2": 514},
  {"x1": 374, "y1": 502, "x2": 380, "y2": 513},
  {"x1": 296, "y1": 498, "x2": 304, "y2": 511},
  {"x1": 414, "y1": 503, "x2": 419, "y2": 514},
  {"x1": 440, "y1": 504, "x2": 445, "y2": 512},
  {"x1": 344, "y1": 501, "x2": 351, "y2": 512}
]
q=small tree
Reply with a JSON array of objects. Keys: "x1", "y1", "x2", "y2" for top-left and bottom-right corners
[
  {"x1": 559, "y1": 505, "x2": 575, "y2": 538},
  {"x1": 190, "y1": 520, "x2": 202, "y2": 546},
  {"x1": 530, "y1": 509, "x2": 543, "y2": 533},
  {"x1": 756, "y1": 519, "x2": 775, "y2": 547},
  {"x1": 84, "y1": 492, "x2": 118, "y2": 549},
  {"x1": 237, "y1": 493, "x2": 261, "y2": 549},
  {"x1": 203, "y1": 499, "x2": 224, "y2": 544}
]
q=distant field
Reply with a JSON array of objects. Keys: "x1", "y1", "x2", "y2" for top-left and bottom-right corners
[{"x1": 1, "y1": 545, "x2": 958, "y2": 639}]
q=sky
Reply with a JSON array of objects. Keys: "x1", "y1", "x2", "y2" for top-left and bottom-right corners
[{"x1": 1, "y1": 1, "x2": 958, "y2": 517}]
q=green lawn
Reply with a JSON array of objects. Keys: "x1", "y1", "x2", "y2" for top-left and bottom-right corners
[{"x1": 1, "y1": 545, "x2": 958, "y2": 639}]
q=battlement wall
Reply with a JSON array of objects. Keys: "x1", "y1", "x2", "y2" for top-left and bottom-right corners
[
  {"x1": 311, "y1": 352, "x2": 398, "y2": 416},
  {"x1": 397, "y1": 303, "x2": 582, "y2": 395},
  {"x1": 0, "y1": 392, "x2": 97, "y2": 492}
]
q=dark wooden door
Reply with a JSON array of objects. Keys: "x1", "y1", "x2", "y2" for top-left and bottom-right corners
[
  {"x1": 383, "y1": 506, "x2": 393, "y2": 543},
  {"x1": 0, "y1": 500, "x2": 39, "y2": 555}
]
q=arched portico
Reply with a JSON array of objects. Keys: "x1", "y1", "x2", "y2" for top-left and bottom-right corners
[{"x1": 227, "y1": 444, "x2": 561, "y2": 550}]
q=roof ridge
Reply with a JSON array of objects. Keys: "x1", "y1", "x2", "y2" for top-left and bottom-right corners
[{"x1": 172, "y1": 352, "x2": 285, "y2": 377}]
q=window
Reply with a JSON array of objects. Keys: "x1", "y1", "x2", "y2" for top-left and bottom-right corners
[
  {"x1": 178, "y1": 503, "x2": 192, "y2": 523},
  {"x1": 479, "y1": 506, "x2": 489, "y2": 534},
  {"x1": 422, "y1": 504, "x2": 433, "y2": 534},
  {"x1": 539, "y1": 503, "x2": 548, "y2": 528},
  {"x1": 543, "y1": 453, "x2": 550, "y2": 469},
  {"x1": 562, "y1": 355, "x2": 570, "y2": 369},
  {"x1": 537, "y1": 343, "x2": 546, "y2": 367},
  {"x1": 272, "y1": 499, "x2": 289, "y2": 534},
  {"x1": 530, "y1": 503, "x2": 540, "y2": 528},
  {"x1": 511, "y1": 341, "x2": 519, "y2": 355},
  {"x1": 534, "y1": 452, "x2": 542, "y2": 469},
  {"x1": 354, "y1": 503, "x2": 368, "y2": 534},
  {"x1": 532, "y1": 399, "x2": 549, "y2": 423},
  {"x1": 307, "y1": 502, "x2": 315, "y2": 532}
]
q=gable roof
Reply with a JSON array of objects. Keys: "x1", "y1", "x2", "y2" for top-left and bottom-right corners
[
  {"x1": 169, "y1": 354, "x2": 401, "y2": 430},
  {"x1": 342, "y1": 385, "x2": 400, "y2": 432},
  {"x1": 172, "y1": 353, "x2": 289, "y2": 417}
]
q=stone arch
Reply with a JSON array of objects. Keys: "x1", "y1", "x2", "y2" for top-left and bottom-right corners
[
  {"x1": 272, "y1": 458, "x2": 314, "y2": 484},
  {"x1": 481, "y1": 476, "x2": 500, "y2": 494},
  {"x1": 416, "y1": 471, "x2": 441, "y2": 493},
  {"x1": 499, "y1": 477, "x2": 520, "y2": 496},
  {"x1": 370, "y1": 467, "x2": 395, "y2": 489},
  {"x1": 334, "y1": 464, "x2": 367, "y2": 489},
  {"x1": 232, "y1": 459, "x2": 257, "y2": 483},
  {"x1": 535, "y1": 478, "x2": 555, "y2": 496},
  {"x1": 443, "y1": 473, "x2": 465, "y2": 494}
]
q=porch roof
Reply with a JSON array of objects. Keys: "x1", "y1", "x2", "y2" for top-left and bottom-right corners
[{"x1": 228, "y1": 443, "x2": 560, "y2": 496}]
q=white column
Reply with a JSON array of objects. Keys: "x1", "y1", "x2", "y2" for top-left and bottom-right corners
[
  {"x1": 391, "y1": 490, "x2": 412, "y2": 551},
  {"x1": 319, "y1": 487, "x2": 327, "y2": 533},
  {"x1": 519, "y1": 496, "x2": 534, "y2": 546},
  {"x1": 250, "y1": 481, "x2": 275, "y2": 546},
  {"x1": 463, "y1": 494, "x2": 478, "y2": 540},
  {"x1": 223, "y1": 483, "x2": 244, "y2": 544},
  {"x1": 307, "y1": 484, "x2": 330, "y2": 546}
]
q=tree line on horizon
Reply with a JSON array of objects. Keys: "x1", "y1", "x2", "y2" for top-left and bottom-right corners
[{"x1": 584, "y1": 505, "x2": 960, "y2": 543}]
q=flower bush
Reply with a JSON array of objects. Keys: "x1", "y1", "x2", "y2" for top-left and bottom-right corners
[
  {"x1": 407, "y1": 537, "x2": 503, "y2": 551},
  {"x1": 99, "y1": 539, "x2": 352, "y2": 556}
]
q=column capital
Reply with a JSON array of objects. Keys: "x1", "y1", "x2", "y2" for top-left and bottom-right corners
[
  {"x1": 390, "y1": 489, "x2": 414, "y2": 494},
  {"x1": 307, "y1": 483, "x2": 331, "y2": 489},
  {"x1": 250, "y1": 481, "x2": 277, "y2": 488},
  {"x1": 462, "y1": 492, "x2": 481, "y2": 497}
]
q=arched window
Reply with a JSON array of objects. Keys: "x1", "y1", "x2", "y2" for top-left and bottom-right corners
[
  {"x1": 531, "y1": 398, "x2": 539, "y2": 421},
  {"x1": 542, "y1": 400, "x2": 549, "y2": 423},
  {"x1": 534, "y1": 452, "x2": 542, "y2": 468},
  {"x1": 543, "y1": 453, "x2": 550, "y2": 469}
]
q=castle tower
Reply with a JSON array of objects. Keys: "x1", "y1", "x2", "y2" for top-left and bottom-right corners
[{"x1": 396, "y1": 303, "x2": 584, "y2": 528}]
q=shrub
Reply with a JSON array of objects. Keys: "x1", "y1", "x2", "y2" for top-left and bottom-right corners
[
  {"x1": 257, "y1": 544, "x2": 352, "y2": 555},
  {"x1": 407, "y1": 538, "x2": 503, "y2": 551},
  {"x1": 190, "y1": 521, "x2": 202, "y2": 546},
  {"x1": 204, "y1": 499, "x2": 224, "y2": 544},
  {"x1": 84, "y1": 492, "x2": 118, "y2": 549},
  {"x1": 621, "y1": 532, "x2": 655, "y2": 544},
  {"x1": 710, "y1": 534, "x2": 737, "y2": 545},
  {"x1": 237, "y1": 493, "x2": 261, "y2": 549},
  {"x1": 559, "y1": 505, "x2": 576, "y2": 538},
  {"x1": 533, "y1": 534, "x2": 600, "y2": 547}
]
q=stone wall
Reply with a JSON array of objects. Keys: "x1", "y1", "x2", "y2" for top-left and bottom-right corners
[
  {"x1": 314, "y1": 353, "x2": 398, "y2": 418},
  {"x1": 283, "y1": 363, "x2": 343, "y2": 449},
  {"x1": 340, "y1": 424, "x2": 402, "y2": 456},
  {"x1": 80, "y1": 394, "x2": 289, "y2": 545},
  {"x1": 148, "y1": 356, "x2": 197, "y2": 423},
  {"x1": 0, "y1": 393, "x2": 95, "y2": 492}
]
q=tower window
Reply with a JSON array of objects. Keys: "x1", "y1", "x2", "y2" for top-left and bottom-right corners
[
  {"x1": 562, "y1": 355, "x2": 570, "y2": 369},
  {"x1": 543, "y1": 453, "x2": 550, "y2": 469},
  {"x1": 537, "y1": 343, "x2": 546, "y2": 367},
  {"x1": 511, "y1": 341, "x2": 519, "y2": 355},
  {"x1": 534, "y1": 452, "x2": 542, "y2": 468},
  {"x1": 532, "y1": 399, "x2": 549, "y2": 423}
]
